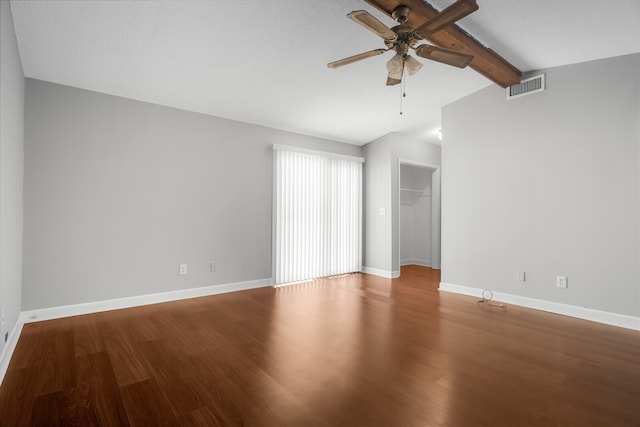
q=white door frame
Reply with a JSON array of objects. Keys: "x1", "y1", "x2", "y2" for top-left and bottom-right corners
[{"x1": 397, "y1": 158, "x2": 441, "y2": 276}]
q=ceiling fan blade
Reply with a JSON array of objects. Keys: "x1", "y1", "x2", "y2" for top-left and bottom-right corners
[
  {"x1": 386, "y1": 54, "x2": 404, "y2": 86},
  {"x1": 415, "y1": 44, "x2": 474, "y2": 68},
  {"x1": 348, "y1": 10, "x2": 397, "y2": 41},
  {"x1": 414, "y1": 0, "x2": 479, "y2": 39},
  {"x1": 405, "y1": 55, "x2": 423, "y2": 76},
  {"x1": 328, "y1": 49, "x2": 387, "y2": 69}
]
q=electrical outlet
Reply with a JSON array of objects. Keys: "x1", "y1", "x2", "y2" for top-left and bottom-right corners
[
  {"x1": 4, "y1": 332, "x2": 7, "y2": 343},
  {"x1": 557, "y1": 276, "x2": 568, "y2": 289},
  {"x1": 210, "y1": 262, "x2": 216, "y2": 272},
  {"x1": 517, "y1": 271, "x2": 526, "y2": 282},
  {"x1": 179, "y1": 264, "x2": 188, "y2": 275}
]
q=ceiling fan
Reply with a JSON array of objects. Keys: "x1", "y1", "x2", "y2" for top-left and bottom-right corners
[{"x1": 328, "y1": 0, "x2": 478, "y2": 86}]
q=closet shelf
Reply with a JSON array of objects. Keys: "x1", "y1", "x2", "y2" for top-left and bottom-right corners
[
  {"x1": 400, "y1": 188, "x2": 432, "y2": 205},
  {"x1": 400, "y1": 188, "x2": 431, "y2": 197}
]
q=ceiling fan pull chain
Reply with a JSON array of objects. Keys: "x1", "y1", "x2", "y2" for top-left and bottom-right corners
[
  {"x1": 402, "y1": 66, "x2": 407, "y2": 98},
  {"x1": 399, "y1": 66, "x2": 406, "y2": 115}
]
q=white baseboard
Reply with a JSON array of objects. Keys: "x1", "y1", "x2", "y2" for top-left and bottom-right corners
[
  {"x1": 401, "y1": 259, "x2": 432, "y2": 267},
  {"x1": 362, "y1": 267, "x2": 400, "y2": 279},
  {"x1": 21, "y1": 278, "x2": 272, "y2": 324},
  {"x1": 439, "y1": 282, "x2": 640, "y2": 331},
  {"x1": 0, "y1": 320, "x2": 24, "y2": 387},
  {"x1": 0, "y1": 277, "x2": 272, "y2": 387}
]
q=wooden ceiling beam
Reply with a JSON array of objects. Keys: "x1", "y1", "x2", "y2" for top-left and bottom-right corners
[{"x1": 364, "y1": 0, "x2": 522, "y2": 88}]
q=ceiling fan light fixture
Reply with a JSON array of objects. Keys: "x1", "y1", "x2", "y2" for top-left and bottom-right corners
[
  {"x1": 386, "y1": 53, "x2": 404, "y2": 86},
  {"x1": 387, "y1": 53, "x2": 403, "y2": 74},
  {"x1": 405, "y1": 55, "x2": 423, "y2": 76}
]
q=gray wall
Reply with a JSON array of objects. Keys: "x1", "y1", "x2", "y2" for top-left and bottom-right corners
[
  {"x1": 0, "y1": 1, "x2": 25, "y2": 354},
  {"x1": 363, "y1": 133, "x2": 441, "y2": 276},
  {"x1": 441, "y1": 54, "x2": 640, "y2": 317},
  {"x1": 22, "y1": 79, "x2": 361, "y2": 310}
]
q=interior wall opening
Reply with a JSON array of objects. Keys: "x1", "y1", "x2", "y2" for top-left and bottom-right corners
[{"x1": 397, "y1": 160, "x2": 440, "y2": 277}]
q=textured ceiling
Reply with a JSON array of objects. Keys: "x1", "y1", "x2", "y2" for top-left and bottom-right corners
[{"x1": 10, "y1": 0, "x2": 640, "y2": 145}]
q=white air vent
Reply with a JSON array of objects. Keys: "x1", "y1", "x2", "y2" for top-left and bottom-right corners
[{"x1": 506, "y1": 74, "x2": 545, "y2": 100}]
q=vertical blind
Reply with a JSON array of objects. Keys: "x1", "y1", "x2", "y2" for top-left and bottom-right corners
[{"x1": 274, "y1": 147, "x2": 362, "y2": 284}]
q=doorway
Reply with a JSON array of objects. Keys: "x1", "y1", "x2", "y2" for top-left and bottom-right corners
[{"x1": 397, "y1": 160, "x2": 440, "y2": 275}]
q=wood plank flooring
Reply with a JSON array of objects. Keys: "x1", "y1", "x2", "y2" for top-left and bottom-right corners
[{"x1": 1, "y1": 265, "x2": 639, "y2": 426}]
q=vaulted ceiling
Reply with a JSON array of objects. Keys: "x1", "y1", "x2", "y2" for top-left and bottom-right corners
[{"x1": 9, "y1": 0, "x2": 640, "y2": 145}]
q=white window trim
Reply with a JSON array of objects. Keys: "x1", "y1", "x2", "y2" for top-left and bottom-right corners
[{"x1": 272, "y1": 144, "x2": 364, "y2": 163}]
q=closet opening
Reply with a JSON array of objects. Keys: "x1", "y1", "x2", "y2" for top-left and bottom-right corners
[{"x1": 398, "y1": 160, "x2": 440, "y2": 276}]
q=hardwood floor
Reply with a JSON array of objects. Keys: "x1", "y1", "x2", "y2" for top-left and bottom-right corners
[{"x1": 1, "y1": 265, "x2": 639, "y2": 426}]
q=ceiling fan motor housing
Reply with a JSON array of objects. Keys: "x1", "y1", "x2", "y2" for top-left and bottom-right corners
[
  {"x1": 386, "y1": 24, "x2": 419, "y2": 56},
  {"x1": 391, "y1": 5, "x2": 411, "y2": 23}
]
